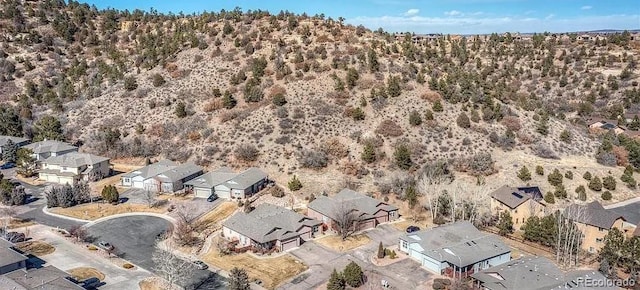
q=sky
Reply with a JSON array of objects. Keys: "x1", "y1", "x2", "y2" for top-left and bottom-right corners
[{"x1": 82, "y1": 0, "x2": 640, "y2": 34}]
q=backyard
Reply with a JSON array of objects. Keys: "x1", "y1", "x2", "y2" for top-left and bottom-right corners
[{"x1": 50, "y1": 202, "x2": 167, "y2": 220}]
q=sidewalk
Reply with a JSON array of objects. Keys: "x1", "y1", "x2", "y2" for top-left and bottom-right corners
[{"x1": 604, "y1": 196, "x2": 640, "y2": 209}]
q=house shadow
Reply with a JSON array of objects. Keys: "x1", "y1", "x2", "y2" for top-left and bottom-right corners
[
  {"x1": 189, "y1": 271, "x2": 227, "y2": 290},
  {"x1": 26, "y1": 255, "x2": 47, "y2": 269},
  {"x1": 24, "y1": 195, "x2": 39, "y2": 204}
]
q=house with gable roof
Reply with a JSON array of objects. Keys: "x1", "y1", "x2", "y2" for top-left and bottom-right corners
[
  {"x1": 121, "y1": 160, "x2": 203, "y2": 193},
  {"x1": 490, "y1": 185, "x2": 546, "y2": 228}
]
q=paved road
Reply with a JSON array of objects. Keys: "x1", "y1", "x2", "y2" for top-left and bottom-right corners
[{"x1": 86, "y1": 215, "x2": 227, "y2": 289}]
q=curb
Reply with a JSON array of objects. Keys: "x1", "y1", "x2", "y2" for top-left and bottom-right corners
[
  {"x1": 84, "y1": 212, "x2": 177, "y2": 228},
  {"x1": 42, "y1": 206, "x2": 91, "y2": 223}
]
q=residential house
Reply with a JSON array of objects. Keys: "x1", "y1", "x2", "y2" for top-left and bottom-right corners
[
  {"x1": 489, "y1": 185, "x2": 546, "y2": 228},
  {"x1": 399, "y1": 221, "x2": 511, "y2": 278},
  {"x1": 471, "y1": 256, "x2": 616, "y2": 290},
  {"x1": 1, "y1": 266, "x2": 84, "y2": 290},
  {"x1": 121, "y1": 160, "x2": 203, "y2": 193},
  {"x1": 23, "y1": 140, "x2": 78, "y2": 161},
  {"x1": 185, "y1": 167, "x2": 268, "y2": 199},
  {"x1": 588, "y1": 120, "x2": 626, "y2": 135},
  {"x1": 307, "y1": 188, "x2": 399, "y2": 231},
  {"x1": 38, "y1": 152, "x2": 111, "y2": 185},
  {"x1": 222, "y1": 203, "x2": 322, "y2": 252},
  {"x1": 0, "y1": 238, "x2": 28, "y2": 275},
  {"x1": 0, "y1": 136, "x2": 30, "y2": 155},
  {"x1": 564, "y1": 201, "x2": 626, "y2": 253}
]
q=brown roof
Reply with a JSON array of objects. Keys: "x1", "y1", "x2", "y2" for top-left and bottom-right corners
[
  {"x1": 490, "y1": 185, "x2": 544, "y2": 209},
  {"x1": 564, "y1": 201, "x2": 624, "y2": 229}
]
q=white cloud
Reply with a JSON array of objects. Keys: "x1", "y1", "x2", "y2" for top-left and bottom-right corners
[
  {"x1": 404, "y1": 9, "x2": 420, "y2": 16},
  {"x1": 344, "y1": 14, "x2": 640, "y2": 35},
  {"x1": 545, "y1": 14, "x2": 555, "y2": 20},
  {"x1": 444, "y1": 10, "x2": 463, "y2": 16},
  {"x1": 581, "y1": 5, "x2": 593, "y2": 10}
]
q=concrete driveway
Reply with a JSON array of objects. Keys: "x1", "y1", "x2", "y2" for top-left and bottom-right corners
[{"x1": 282, "y1": 225, "x2": 431, "y2": 289}]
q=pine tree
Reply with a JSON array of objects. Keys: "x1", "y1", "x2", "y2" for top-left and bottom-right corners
[
  {"x1": 361, "y1": 143, "x2": 376, "y2": 163},
  {"x1": 405, "y1": 185, "x2": 418, "y2": 209},
  {"x1": 497, "y1": 211, "x2": 514, "y2": 236},
  {"x1": 342, "y1": 261, "x2": 364, "y2": 288},
  {"x1": 409, "y1": 110, "x2": 422, "y2": 126},
  {"x1": 583, "y1": 171, "x2": 592, "y2": 180},
  {"x1": 229, "y1": 267, "x2": 250, "y2": 290},
  {"x1": 33, "y1": 115, "x2": 64, "y2": 142},
  {"x1": 327, "y1": 269, "x2": 345, "y2": 290},
  {"x1": 0, "y1": 106, "x2": 23, "y2": 137},
  {"x1": 432, "y1": 100, "x2": 443, "y2": 112},
  {"x1": 424, "y1": 109, "x2": 434, "y2": 120},
  {"x1": 1, "y1": 140, "x2": 17, "y2": 163},
  {"x1": 548, "y1": 169, "x2": 563, "y2": 186},
  {"x1": 386, "y1": 76, "x2": 401, "y2": 97},
  {"x1": 174, "y1": 102, "x2": 187, "y2": 118},
  {"x1": 223, "y1": 91, "x2": 237, "y2": 109},
  {"x1": 603, "y1": 175, "x2": 617, "y2": 191},
  {"x1": 518, "y1": 166, "x2": 531, "y2": 181},
  {"x1": 544, "y1": 192, "x2": 555, "y2": 204},
  {"x1": 536, "y1": 165, "x2": 544, "y2": 176},
  {"x1": 377, "y1": 242, "x2": 385, "y2": 258},
  {"x1": 576, "y1": 185, "x2": 587, "y2": 201},
  {"x1": 589, "y1": 176, "x2": 603, "y2": 191},
  {"x1": 601, "y1": 191, "x2": 612, "y2": 200},
  {"x1": 367, "y1": 48, "x2": 379, "y2": 72},
  {"x1": 288, "y1": 175, "x2": 302, "y2": 191},
  {"x1": 394, "y1": 144, "x2": 412, "y2": 170}
]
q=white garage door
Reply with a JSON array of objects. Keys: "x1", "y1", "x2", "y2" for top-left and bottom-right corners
[
  {"x1": 133, "y1": 181, "x2": 144, "y2": 188},
  {"x1": 215, "y1": 189, "x2": 231, "y2": 199},
  {"x1": 194, "y1": 188, "x2": 211, "y2": 199}
]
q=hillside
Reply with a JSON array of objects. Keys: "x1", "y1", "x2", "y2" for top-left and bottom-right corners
[{"x1": 1, "y1": 0, "x2": 639, "y2": 208}]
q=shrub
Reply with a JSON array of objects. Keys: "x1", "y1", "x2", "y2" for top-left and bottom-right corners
[
  {"x1": 554, "y1": 185, "x2": 567, "y2": 199},
  {"x1": 101, "y1": 185, "x2": 119, "y2": 204},
  {"x1": 544, "y1": 192, "x2": 555, "y2": 204},
  {"x1": 454, "y1": 153, "x2": 496, "y2": 176},
  {"x1": 432, "y1": 100, "x2": 443, "y2": 112},
  {"x1": 88, "y1": 245, "x2": 97, "y2": 251},
  {"x1": 351, "y1": 107, "x2": 365, "y2": 121},
  {"x1": 375, "y1": 120, "x2": 403, "y2": 137},
  {"x1": 272, "y1": 93, "x2": 287, "y2": 106},
  {"x1": 123, "y1": 263, "x2": 134, "y2": 269},
  {"x1": 583, "y1": 171, "x2": 592, "y2": 180},
  {"x1": 536, "y1": 165, "x2": 544, "y2": 176},
  {"x1": 602, "y1": 175, "x2": 616, "y2": 191},
  {"x1": 361, "y1": 143, "x2": 376, "y2": 163},
  {"x1": 575, "y1": 185, "x2": 587, "y2": 201},
  {"x1": 601, "y1": 191, "x2": 612, "y2": 200},
  {"x1": 298, "y1": 149, "x2": 329, "y2": 169},
  {"x1": 518, "y1": 166, "x2": 531, "y2": 181},
  {"x1": 124, "y1": 76, "x2": 138, "y2": 91},
  {"x1": 152, "y1": 74, "x2": 165, "y2": 87},
  {"x1": 424, "y1": 109, "x2": 434, "y2": 121},
  {"x1": 560, "y1": 129, "x2": 572, "y2": 143},
  {"x1": 288, "y1": 175, "x2": 303, "y2": 191},
  {"x1": 589, "y1": 176, "x2": 602, "y2": 191},
  {"x1": 270, "y1": 186, "x2": 285, "y2": 198},
  {"x1": 565, "y1": 171, "x2": 573, "y2": 180},
  {"x1": 456, "y1": 112, "x2": 471, "y2": 128},
  {"x1": 409, "y1": 110, "x2": 422, "y2": 126},
  {"x1": 175, "y1": 102, "x2": 187, "y2": 118},
  {"x1": 389, "y1": 250, "x2": 397, "y2": 259},
  {"x1": 533, "y1": 144, "x2": 559, "y2": 159},
  {"x1": 596, "y1": 152, "x2": 617, "y2": 166},
  {"x1": 394, "y1": 144, "x2": 412, "y2": 170},
  {"x1": 548, "y1": 169, "x2": 563, "y2": 186},
  {"x1": 235, "y1": 144, "x2": 259, "y2": 162},
  {"x1": 501, "y1": 116, "x2": 522, "y2": 131}
]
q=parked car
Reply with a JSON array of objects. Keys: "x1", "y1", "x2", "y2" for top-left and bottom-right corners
[
  {"x1": 207, "y1": 194, "x2": 218, "y2": 202},
  {"x1": 81, "y1": 277, "x2": 101, "y2": 289},
  {"x1": 0, "y1": 162, "x2": 15, "y2": 169},
  {"x1": 97, "y1": 241, "x2": 114, "y2": 251},
  {"x1": 4, "y1": 232, "x2": 26, "y2": 243},
  {"x1": 192, "y1": 260, "x2": 208, "y2": 270},
  {"x1": 405, "y1": 226, "x2": 420, "y2": 233}
]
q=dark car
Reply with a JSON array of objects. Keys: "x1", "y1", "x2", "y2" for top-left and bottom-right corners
[
  {"x1": 0, "y1": 162, "x2": 15, "y2": 169},
  {"x1": 207, "y1": 194, "x2": 218, "y2": 202},
  {"x1": 5, "y1": 232, "x2": 26, "y2": 243},
  {"x1": 81, "y1": 277, "x2": 101, "y2": 289},
  {"x1": 405, "y1": 226, "x2": 420, "y2": 233},
  {"x1": 193, "y1": 260, "x2": 208, "y2": 270}
]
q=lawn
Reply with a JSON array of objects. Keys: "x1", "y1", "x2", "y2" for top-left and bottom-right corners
[
  {"x1": 314, "y1": 234, "x2": 371, "y2": 252},
  {"x1": 50, "y1": 202, "x2": 167, "y2": 220},
  {"x1": 15, "y1": 240, "x2": 56, "y2": 256},
  {"x1": 201, "y1": 249, "x2": 307, "y2": 289},
  {"x1": 198, "y1": 201, "x2": 238, "y2": 228},
  {"x1": 9, "y1": 217, "x2": 36, "y2": 229},
  {"x1": 67, "y1": 267, "x2": 106, "y2": 281},
  {"x1": 139, "y1": 278, "x2": 164, "y2": 290}
]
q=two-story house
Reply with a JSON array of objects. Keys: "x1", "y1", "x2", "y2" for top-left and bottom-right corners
[
  {"x1": 307, "y1": 188, "x2": 399, "y2": 231},
  {"x1": 39, "y1": 152, "x2": 110, "y2": 185},
  {"x1": 564, "y1": 201, "x2": 626, "y2": 253},
  {"x1": 490, "y1": 185, "x2": 546, "y2": 228},
  {"x1": 23, "y1": 140, "x2": 78, "y2": 161},
  {"x1": 222, "y1": 203, "x2": 323, "y2": 252}
]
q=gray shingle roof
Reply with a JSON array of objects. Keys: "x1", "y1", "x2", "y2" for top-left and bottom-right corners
[
  {"x1": 223, "y1": 203, "x2": 321, "y2": 243},
  {"x1": 400, "y1": 221, "x2": 510, "y2": 267},
  {"x1": 472, "y1": 256, "x2": 616, "y2": 290},
  {"x1": 155, "y1": 162, "x2": 203, "y2": 183},
  {"x1": 184, "y1": 167, "x2": 238, "y2": 188},
  {"x1": 41, "y1": 152, "x2": 109, "y2": 168},
  {"x1": 490, "y1": 185, "x2": 544, "y2": 209},
  {"x1": 122, "y1": 160, "x2": 178, "y2": 179},
  {"x1": 23, "y1": 140, "x2": 77, "y2": 154},
  {"x1": 0, "y1": 238, "x2": 28, "y2": 269},
  {"x1": 564, "y1": 201, "x2": 624, "y2": 229},
  {"x1": 0, "y1": 135, "x2": 29, "y2": 147},
  {"x1": 223, "y1": 167, "x2": 268, "y2": 189},
  {"x1": 4, "y1": 266, "x2": 83, "y2": 290},
  {"x1": 307, "y1": 188, "x2": 398, "y2": 220}
]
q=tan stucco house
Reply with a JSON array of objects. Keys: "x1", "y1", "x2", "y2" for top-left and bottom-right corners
[
  {"x1": 564, "y1": 201, "x2": 626, "y2": 254},
  {"x1": 490, "y1": 185, "x2": 546, "y2": 228},
  {"x1": 307, "y1": 188, "x2": 399, "y2": 232},
  {"x1": 222, "y1": 203, "x2": 322, "y2": 252},
  {"x1": 39, "y1": 152, "x2": 111, "y2": 185}
]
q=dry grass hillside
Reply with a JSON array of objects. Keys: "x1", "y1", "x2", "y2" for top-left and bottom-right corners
[{"x1": 1, "y1": 1, "x2": 639, "y2": 208}]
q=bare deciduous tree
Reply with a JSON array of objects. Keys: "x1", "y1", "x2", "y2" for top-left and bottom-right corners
[
  {"x1": 0, "y1": 206, "x2": 16, "y2": 238},
  {"x1": 152, "y1": 239, "x2": 196, "y2": 290},
  {"x1": 172, "y1": 204, "x2": 201, "y2": 246},
  {"x1": 332, "y1": 202, "x2": 360, "y2": 240},
  {"x1": 557, "y1": 204, "x2": 586, "y2": 269},
  {"x1": 417, "y1": 161, "x2": 453, "y2": 221},
  {"x1": 143, "y1": 190, "x2": 157, "y2": 208},
  {"x1": 69, "y1": 225, "x2": 88, "y2": 242}
]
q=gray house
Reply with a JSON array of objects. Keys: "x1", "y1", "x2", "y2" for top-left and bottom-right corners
[
  {"x1": 185, "y1": 167, "x2": 268, "y2": 199},
  {"x1": 22, "y1": 140, "x2": 78, "y2": 161},
  {"x1": 399, "y1": 221, "x2": 511, "y2": 278},
  {"x1": 222, "y1": 203, "x2": 322, "y2": 252},
  {"x1": 472, "y1": 256, "x2": 616, "y2": 290},
  {"x1": 2, "y1": 265, "x2": 84, "y2": 289},
  {"x1": 0, "y1": 136, "x2": 30, "y2": 155},
  {"x1": 121, "y1": 160, "x2": 203, "y2": 193},
  {"x1": 0, "y1": 238, "x2": 28, "y2": 275}
]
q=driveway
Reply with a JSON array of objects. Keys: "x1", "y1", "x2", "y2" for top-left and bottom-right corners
[{"x1": 282, "y1": 225, "x2": 431, "y2": 289}]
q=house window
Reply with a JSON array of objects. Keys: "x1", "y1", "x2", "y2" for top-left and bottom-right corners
[
  {"x1": 589, "y1": 247, "x2": 594, "y2": 253},
  {"x1": 62, "y1": 166, "x2": 67, "y2": 170},
  {"x1": 596, "y1": 238, "x2": 603, "y2": 243},
  {"x1": 390, "y1": 211, "x2": 396, "y2": 218},
  {"x1": 401, "y1": 240, "x2": 408, "y2": 249},
  {"x1": 599, "y1": 228, "x2": 605, "y2": 232},
  {"x1": 514, "y1": 209, "x2": 518, "y2": 214},
  {"x1": 312, "y1": 226, "x2": 319, "y2": 233}
]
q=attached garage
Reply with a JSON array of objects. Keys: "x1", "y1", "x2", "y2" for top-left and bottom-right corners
[
  {"x1": 194, "y1": 187, "x2": 212, "y2": 199},
  {"x1": 375, "y1": 214, "x2": 389, "y2": 224},
  {"x1": 133, "y1": 180, "x2": 144, "y2": 188},
  {"x1": 215, "y1": 185, "x2": 232, "y2": 199},
  {"x1": 357, "y1": 219, "x2": 376, "y2": 231},
  {"x1": 280, "y1": 238, "x2": 299, "y2": 252}
]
